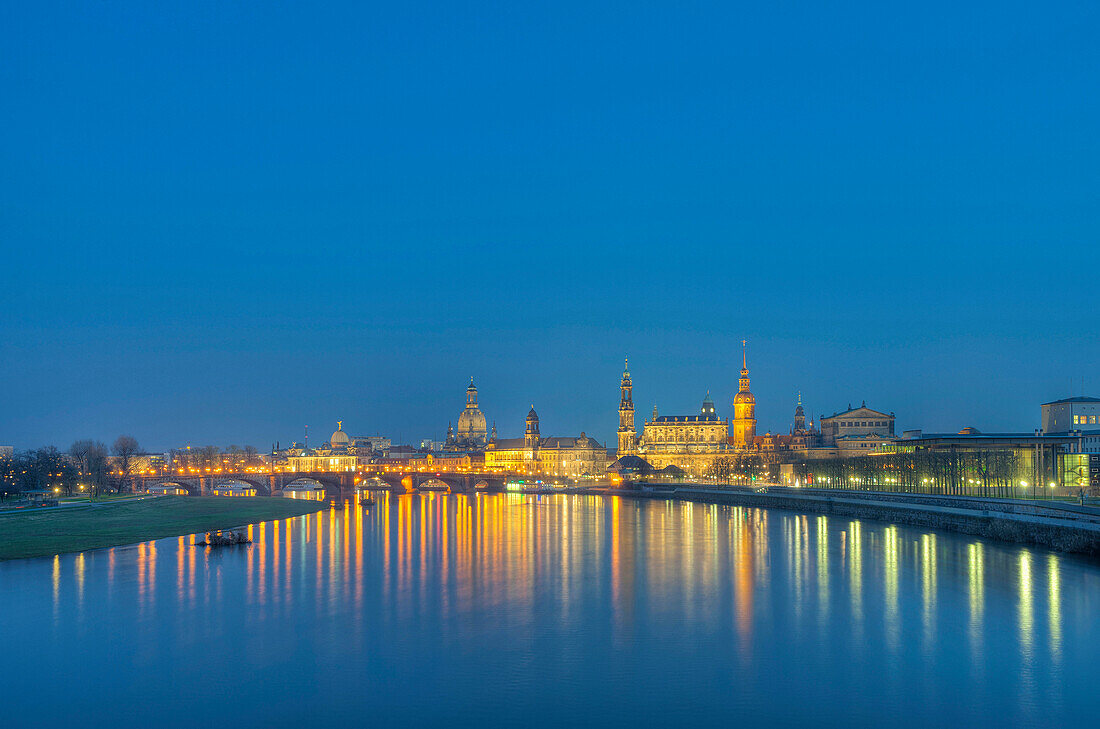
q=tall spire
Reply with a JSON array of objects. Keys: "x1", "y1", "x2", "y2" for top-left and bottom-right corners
[{"x1": 741, "y1": 339, "x2": 747, "y2": 370}]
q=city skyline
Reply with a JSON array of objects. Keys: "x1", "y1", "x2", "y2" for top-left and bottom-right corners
[{"x1": 1, "y1": 345, "x2": 1092, "y2": 452}]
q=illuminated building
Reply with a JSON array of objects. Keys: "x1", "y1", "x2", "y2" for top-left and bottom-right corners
[
  {"x1": 637, "y1": 392, "x2": 729, "y2": 475},
  {"x1": 619, "y1": 349, "x2": 761, "y2": 476},
  {"x1": 284, "y1": 454, "x2": 358, "y2": 472},
  {"x1": 818, "y1": 402, "x2": 896, "y2": 447},
  {"x1": 483, "y1": 406, "x2": 607, "y2": 476},
  {"x1": 1042, "y1": 396, "x2": 1100, "y2": 435},
  {"x1": 445, "y1": 378, "x2": 489, "y2": 451}
]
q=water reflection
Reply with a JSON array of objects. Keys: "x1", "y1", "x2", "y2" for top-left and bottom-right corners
[{"x1": 11, "y1": 493, "x2": 1098, "y2": 728}]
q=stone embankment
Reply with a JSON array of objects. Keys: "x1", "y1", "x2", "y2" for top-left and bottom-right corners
[{"x1": 616, "y1": 485, "x2": 1100, "y2": 555}]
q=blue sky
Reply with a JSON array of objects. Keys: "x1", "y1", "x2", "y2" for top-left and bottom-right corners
[{"x1": 2, "y1": 1, "x2": 1098, "y2": 450}]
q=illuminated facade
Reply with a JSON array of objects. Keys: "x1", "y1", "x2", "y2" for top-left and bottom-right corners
[
  {"x1": 1042, "y1": 396, "x2": 1100, "y2": 434},
  {"x1": 818, "y1": 402, "x2": 896, "y2": 447},
  {"x1": 285, "y1": 454, "x2": 359, "y2": 472},
  {"x1": 637, "y1": 392, "x2": 729, "y2": 475},
  {"x1": 483, "y1": 406, "x2": 607, "y2": 476}
]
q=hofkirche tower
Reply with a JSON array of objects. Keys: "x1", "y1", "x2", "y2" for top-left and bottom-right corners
[
  {"x1": 617, "y1": 358, "x2": 637, "y2": 454},
  {"x1": 732, "y1": 341, "x2": 757, "y2": 450}
]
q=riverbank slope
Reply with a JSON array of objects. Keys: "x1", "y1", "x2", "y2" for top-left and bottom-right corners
[{"x1": 0, "y1": 496, "x2": 326, "y2": 560}]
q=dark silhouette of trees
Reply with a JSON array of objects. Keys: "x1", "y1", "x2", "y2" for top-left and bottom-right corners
[
  {"x1": 70, "y1": 439, "x2": 110, "y2": 496},
  {"x1": 112, "y1": 435, "x2": 140, "y2": 491}
]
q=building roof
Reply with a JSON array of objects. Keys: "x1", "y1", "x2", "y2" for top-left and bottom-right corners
[
  {"x1": 836, "y1": 433, "x2": 897, "y2": 441},
  {"x1": 488, "y1": 437, "x2": 525, "y2": 449},
  {"x1": 901, "y1": 431, "x2": 1080, "y2": 443},
  {"x1": 488, "y1": 435, "x2": 603, "y2": 450},
  {"x1": 653, "y1": 414, "x2": 722, "y2": 423},
  {"x1": 1042, "y1": 396, "x2": 1100, "y2": 405},
  {"x1": 540, "y1": 435, "x2": 602, "y2": 449},
  {"x1": 823, "y1": 404, "x2": 893, "y2": 419},
  {"x1": 608, "y1": 455, "x2": 653, "y2": 474}
]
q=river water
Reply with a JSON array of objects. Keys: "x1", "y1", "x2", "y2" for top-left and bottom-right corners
[{"x1": 2, "y1": 493, "x2": 1098, "y2": 727}]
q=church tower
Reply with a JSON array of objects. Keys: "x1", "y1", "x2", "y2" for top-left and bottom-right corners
[
  {"x1": 793, "y1": 392, "x2": 806, "y2": 433},
  {"x1": 732, "y1": 341, "x2": 757, "y2": 450},
  {"x1": 617, "y1": 358, "x2": 636, "y2": 455},
  {"x1": 525, "y1": 405, "x2": 540, "y2": 471}
]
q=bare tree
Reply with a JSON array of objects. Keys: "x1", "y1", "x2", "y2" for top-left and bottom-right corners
[
  {"x1": 69, "y1": 439, "x2": 108, "y2": 497},
  {"x1": 113, "y1": 435, "x2": 140, "y2": 491},
  {"x1": 70, "y1": 440, "x2": 94, "y2": 479}
]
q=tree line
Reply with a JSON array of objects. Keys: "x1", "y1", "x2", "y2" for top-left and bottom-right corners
[
  {"x1": 0, "y1": 437, "x2": 266, "y2": 499},
  {"x1": 1, "y1": 436, "x2": 139, "y2": 498}
]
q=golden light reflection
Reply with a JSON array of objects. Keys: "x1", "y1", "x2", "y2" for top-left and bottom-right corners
[
  {"x1": 52, "y1": 554, "x2": 60, "y2": 622},
  {"x1": 1047, "y1": 554, "x2": 1061, "y2": 661},
  {"x1": 849, "y1": 521, "x2": 863, "y2": 633},
  {"x1": 733, "y1": 507, "x2": 753, "y2": 644},
  {"x1": 884, "y1": 526, "x2": 899, "y2": 652},
  {"x1": 1018, "y1": 551, "x2": 1034, "y2": 655},
  {"x1": 967, "y1": 541, "x2": 984, "y2": 664},
  {"x1": 816, "y1": 515, "x2": 829, "y2": 629},
  {"x1": 921, "y1": 533, "x2": 937, "y2": 652},
  {"x1": 74, "y1": 552, "x2": 85, "y2": 616}
]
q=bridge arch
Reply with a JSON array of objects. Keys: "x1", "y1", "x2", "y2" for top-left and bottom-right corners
[{"x1": 211, "y1": 477, "x2": 271, "y2": 496}]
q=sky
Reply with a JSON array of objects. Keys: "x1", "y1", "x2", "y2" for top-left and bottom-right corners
[{"x1": 2, "y1": 1, "x2": 1099, "y2": 451}]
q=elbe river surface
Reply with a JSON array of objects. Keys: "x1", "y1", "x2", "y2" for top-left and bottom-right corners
[{"x1": 2, "y1": 493, "x2": 1098, "y2": 727}]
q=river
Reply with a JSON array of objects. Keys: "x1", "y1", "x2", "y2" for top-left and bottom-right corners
[{"x1": 2, "y1": 492, "x2": 1098, "y2": 727}]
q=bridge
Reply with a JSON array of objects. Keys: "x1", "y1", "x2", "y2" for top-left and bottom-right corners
[{"x1": 133, "y1": 468, "x2": 508, "y2": 499}]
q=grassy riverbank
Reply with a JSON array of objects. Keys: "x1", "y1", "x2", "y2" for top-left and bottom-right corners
[{"x1": 0, "y1": 496, "x2": 326, "y2": 561}]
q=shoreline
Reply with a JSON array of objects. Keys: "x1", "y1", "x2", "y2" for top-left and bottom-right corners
[
  {"x1": 610, "y1": 486, "x2": 1100, "y2": 556},
  {"x1": 0, "y1": 495, "x2": 327, "y2": 561}
]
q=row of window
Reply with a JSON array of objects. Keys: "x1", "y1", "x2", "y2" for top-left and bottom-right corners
[
  {"x1": 840, "y1": 421, "x2": 890, "y2": 428},
  {"x1": 1073, "y1": 415, "x2": 1098, "y2": 425},
  {"x1": 645, "y1": 431, "x2": 722, "y2": 442}
]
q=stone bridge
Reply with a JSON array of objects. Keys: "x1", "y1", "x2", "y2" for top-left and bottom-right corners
[
  {"x1": 136, "y1": 470, "x2": 506, "y2": 497},
  {"x1": 138, "y1": 472, "x2": 358, "y2": 498},
  {"x1": 360, "y1": 470, "x2": 506, "y2": 494}
]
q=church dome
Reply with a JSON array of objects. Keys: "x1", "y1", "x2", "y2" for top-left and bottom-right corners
[
  {"x1": 330, "y1": 422, "x2": 350, "y2": 448},
  {"x1": 456, "y1": 408, "x2": 487, "y2": 437},
  {"x1": 733, "y1": 390, "x2": 755, "y2": 404}
]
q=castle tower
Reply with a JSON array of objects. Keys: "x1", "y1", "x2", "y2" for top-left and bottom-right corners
[
  {"x1": 701, "y1": 390, "x2": 716, "y2": 418},
  {"x1": 525, "y1": 405, "x2": 540, "y2": 471},
  {"x1": 732, "y1": 340, "x2": 757, "y2": 450},
  {"x1": 617, "y1": 358, "x2": 636, "y2": 454},
  {"x1": 794, "y1": 392, "x2": 806, "y2": 432}
]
